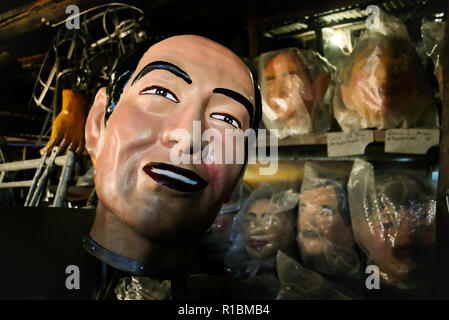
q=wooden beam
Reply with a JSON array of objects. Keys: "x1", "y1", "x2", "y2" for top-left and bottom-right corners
[
  {"x1": 255, "y1": 0, "x2": 370, "y2": 28},
  {"x1": 17, "y1": 53, "x2": 46, "y2": 69},
  {"x1": 435, "y1": 2, "x2": 449, "y2": 298},
  {"x1": 0, "y1": 2, "x2": 35, "y2": 24},
  {"x1": 248, "y1": 0, "x2": 259, "y2": 58},
  {"x1": 0, "y1": 0, "x2": 109, "y2": 43}
]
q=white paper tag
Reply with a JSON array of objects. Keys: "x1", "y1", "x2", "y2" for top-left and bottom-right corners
[
  {"x1": 327, "y1": 130, "x2": 374, "y2": 157},
  {"x1": 385, "y1": 129, "x2": 440, "y2": 154}
]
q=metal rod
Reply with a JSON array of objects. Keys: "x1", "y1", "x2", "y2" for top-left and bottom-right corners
[
  {"x1": 0, "y1": 180, "x2": 33, "y2": 189},
  {"x1": 52, "y1": 56, "x2": 60, "y2": 123},
  {"x1": 24, "y1": 149, "x2": 48, "y2": 206},
  {"x1": 0, "y1": 154, "x2": 68, "y2": 171},
  {"x1": 52, "y1": 151, "x2": 75, "y2": 207},
  {"x1": 28, "y1": 147, "x2": 58, "y2": 207}
]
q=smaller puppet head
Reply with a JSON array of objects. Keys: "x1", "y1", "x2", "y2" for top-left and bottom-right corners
[
  {"x1": 298, "y1": 185, "x2": 353, "y2": 254},
  {"x1": 263, "y1": 49, "x2": 314, "y2": 121},
  {"x1": 342, "y1": 37, "x2": 417, "y2": 114},
  {"x1": 261, "y1": 48, "x2": 333, "y2": 136},
  {"x1": 338, "y1": 35, "x2": 433, "y2": 129},
  {"x1": 239, "y1": 184, "x2": 298, "y2": 260},
  {"x1": 352, "y1": 174, "x2": 436, "y2": 289},
  {"x1": 298, "y1": 178, "x2": 359, "y2": 277}
]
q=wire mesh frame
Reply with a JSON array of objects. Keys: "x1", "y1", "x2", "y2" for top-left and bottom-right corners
[{"x1": 30, "y1": 4, "x2": 148, "y2": 145}]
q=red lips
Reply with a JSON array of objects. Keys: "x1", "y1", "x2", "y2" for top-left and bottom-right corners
[
  {"x1": 142, "y1": 162, "x2": 208, "y2": 193},
  {"x1": 249, "y1": 239, "x2": 269, "y2": 251}
]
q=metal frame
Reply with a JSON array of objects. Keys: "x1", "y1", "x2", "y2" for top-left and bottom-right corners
[{"x1": 0, "y1": 149, "x2": 75, "y2": 207}]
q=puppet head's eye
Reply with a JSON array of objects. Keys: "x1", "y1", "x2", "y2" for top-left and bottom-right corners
[
  {"x1": 210, "y1": 113, "x2": 242, "y2": 129},
  {"x1": 140, "y1": 86, "x2": 179, "y2": 103}
]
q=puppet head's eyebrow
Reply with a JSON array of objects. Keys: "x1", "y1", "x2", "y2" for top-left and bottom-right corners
[
  {"x1": 131, "y1": 60, "x2": 192, "y2": 86},
  {"x1": 213, "y1": 88, "x2": 254, "y2": 126}
]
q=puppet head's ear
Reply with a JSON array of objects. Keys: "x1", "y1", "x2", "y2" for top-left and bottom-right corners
[{"x1": 85, "y1": 87, "x2": 107, "y2": 168}]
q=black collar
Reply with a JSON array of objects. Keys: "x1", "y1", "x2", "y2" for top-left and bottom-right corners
[{"x1": 82, "y1": 235, "x2": 147, "y2": 276}]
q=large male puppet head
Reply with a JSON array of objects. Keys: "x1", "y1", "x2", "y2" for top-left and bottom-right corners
[{"x1": 84, "y1": 35, "x2": 261, "y2": 276}]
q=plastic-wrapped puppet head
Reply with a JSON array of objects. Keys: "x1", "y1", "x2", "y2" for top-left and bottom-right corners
[
  {"x1": 297, "y1": 162, "x2": 360, "y2": 278},
  {"x1": 84, "y1": 35, "x2": 262, "y2": 276},
  {"x1": 260, "y1": 48, "x2": 334, "y2": 138},
  {"x1": 348, "y1": 159, "x2": 436, "y2": 290},
  {"x1": 333, "y1": 11, "x2": 436, "y2": 131},
  {"x1": 225, "y1": 184, "x2": 298, "y2": 278},
  {"x1": 241, "y1": 185, "x2": 298, "y2": 260}
]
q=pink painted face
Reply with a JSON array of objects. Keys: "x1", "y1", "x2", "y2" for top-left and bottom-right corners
[{"x1": 85, "y1": 35, "x2": 256, "y2": 241}]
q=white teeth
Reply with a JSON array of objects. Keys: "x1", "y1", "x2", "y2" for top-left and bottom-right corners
[{"x1": 151, "y1": 168, "x2": 198, "y2": 185}]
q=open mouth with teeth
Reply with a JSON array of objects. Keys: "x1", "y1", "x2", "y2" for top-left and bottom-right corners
[{"x1": 142, "y1": 162, "x2": 208, "y2": 193}]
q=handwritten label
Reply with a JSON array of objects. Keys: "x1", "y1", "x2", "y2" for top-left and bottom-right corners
[
  {"x1": 385, "y1": 129, "x2": 439, "y2": 154},
  {"x1": 327, "y1": 130, "x2": 374, "y2": 157}
]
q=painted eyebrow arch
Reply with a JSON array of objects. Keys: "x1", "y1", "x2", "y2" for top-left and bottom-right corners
[
  {"x1": 131, "y1": 60, "x2": 192, "y2": 86},
  {"x1": 213, "y1": 87, "x2": 254, "y2": 126}
]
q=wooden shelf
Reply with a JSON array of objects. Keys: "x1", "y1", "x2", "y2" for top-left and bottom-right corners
[
  {"x1": 261, "y1": 129, "x2": 437, "y2": 147},
  {"x1": 277, "y1": 133, "x2": 327, "y2": 146},
  {"x1": 260, "y1": 130, "x2": 384, "y2": 147}
]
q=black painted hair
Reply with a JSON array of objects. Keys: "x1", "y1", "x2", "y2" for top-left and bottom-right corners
[
  {"x1": 104, "y1": 39, "x2": 157, "y2": 125},
  {"x1": 104, "y1": 38, "x2": 262, "y2": 130}
]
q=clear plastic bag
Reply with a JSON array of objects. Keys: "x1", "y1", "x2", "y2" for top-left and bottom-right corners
[
  {"x1": 197, "y1": 182, "x2": 249, "y2": 274},
  {"x1": 276, "y1": 251, "x2": 357, "y2": 300},
  {"x1": 225, "y1": 184, "x2": 299, "y2": 278},
  {"x1": 422, "y1": 19, "x2": 445, "y2": 96},
  {"x1": 333, "y1": 10, "x2": 436, "y2": 131},
  {"x1": 347, "y1": 158, "x2": 436, "y2": 290},
  {"x1": 259, "y1": 48, "x2": 335, "y2": 138},
  {"x1": 297, "y1": 162, "x2": 361, "y2": 279}
]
